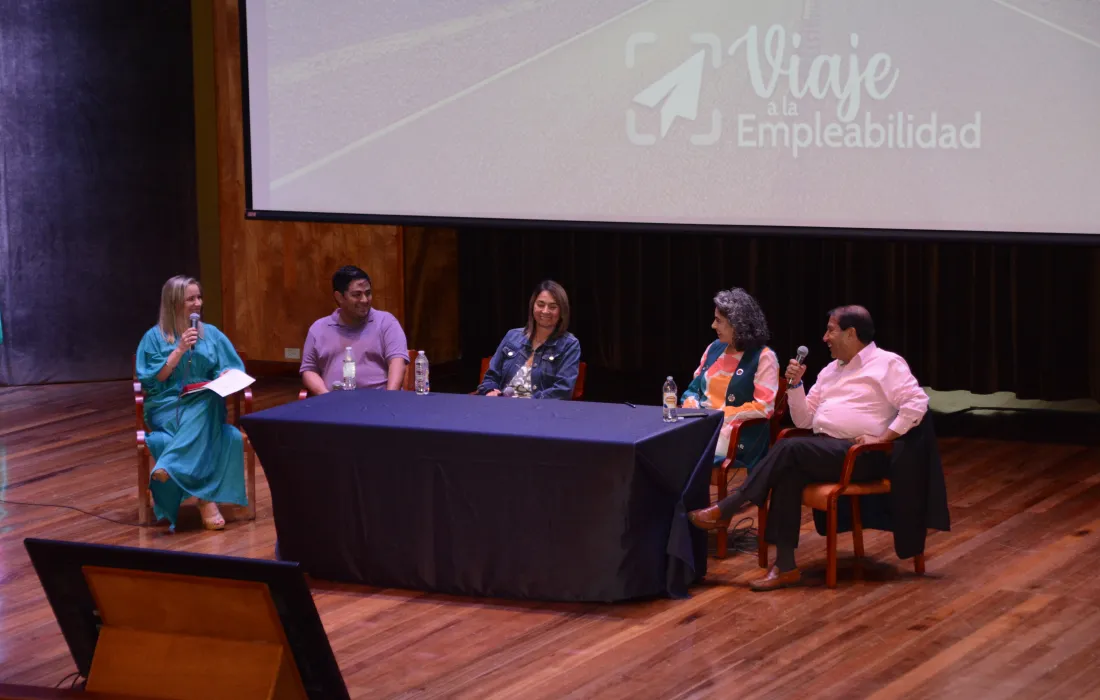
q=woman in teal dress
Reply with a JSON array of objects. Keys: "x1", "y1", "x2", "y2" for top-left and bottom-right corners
[{"x1": 135, "y1": 275, "x2": 247, "y2": 530}]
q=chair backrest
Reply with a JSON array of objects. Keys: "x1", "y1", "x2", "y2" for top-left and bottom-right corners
[
  {"x1": 479, "y1": 357, "x2": 586, "y2": 401},
  {"x1": 403, "y1": 349, "x2": 416, "y2": 391},
  {"x1": 770, "y1": 376, "x2": 789, "y2": 443}
]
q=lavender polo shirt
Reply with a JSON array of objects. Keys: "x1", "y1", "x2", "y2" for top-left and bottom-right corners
[{"x1": 300, "y1": 309, "x2": 409, "y2": 390}]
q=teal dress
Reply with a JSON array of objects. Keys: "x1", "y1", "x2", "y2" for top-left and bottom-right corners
[{"x1": 135, "y1": 323, "x2": 248, "y2": 528}]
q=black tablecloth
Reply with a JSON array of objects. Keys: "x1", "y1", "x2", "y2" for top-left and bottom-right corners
[{"x1": 241, "y1": 390, "x2": 722, "y2": 602}]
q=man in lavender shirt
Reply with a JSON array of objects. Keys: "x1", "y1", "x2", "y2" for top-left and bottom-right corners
[
  {"x1": 688, "y1": 305, "x2": 929, "y2": 591},
  {"x1": 300, "y1": 266, "x2": 409, "y2": 395}
]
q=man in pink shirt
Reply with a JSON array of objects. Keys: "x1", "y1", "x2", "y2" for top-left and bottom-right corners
[
  {"x1": 300, "y1": 266, "x2": 409, "y2": 395},
  {"x1": 688, "y1": 305, "x2": 929, "y2": 591}
]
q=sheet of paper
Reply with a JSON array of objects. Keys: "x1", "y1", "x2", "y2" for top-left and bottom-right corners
[{"x1": 183, "y1": 368, "x2": 256, "y2": 397}]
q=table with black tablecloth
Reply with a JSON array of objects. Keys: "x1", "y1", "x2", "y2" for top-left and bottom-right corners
[{"x1": 241, "y1": 390, "x2": 722, "y2": 602}]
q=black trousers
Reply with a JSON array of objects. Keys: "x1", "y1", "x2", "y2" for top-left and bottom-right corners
[{"x1": 718, "y1": 436, "x2": 889, "y2": 549}]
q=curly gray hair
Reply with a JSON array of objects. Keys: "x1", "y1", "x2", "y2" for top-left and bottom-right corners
[{"x1": 714, "y1": 288, "x2": 770, "y2": 351}]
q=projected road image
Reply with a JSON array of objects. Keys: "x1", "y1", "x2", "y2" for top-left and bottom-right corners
[{"x1": 253, "y1": 0, "x2": 1100, "y2": 234}]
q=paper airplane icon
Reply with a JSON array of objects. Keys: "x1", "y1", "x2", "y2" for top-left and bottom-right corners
[{"x1": 632, "y1": 50, "x2": 706, "y2": 138}]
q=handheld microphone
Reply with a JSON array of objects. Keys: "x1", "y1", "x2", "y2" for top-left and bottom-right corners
[
  {"x1": 177, "y1": 313, "x2": 201, "y2": 414},
  {"x1": 789, "y1": 345, "x2": 809, "y2": 385},
  {"x1": 186, "y1": 313, "x2": 200, "y2": 372},
  {"x1": 187, "y1": 313, "x2": 200, "y2": 355}
]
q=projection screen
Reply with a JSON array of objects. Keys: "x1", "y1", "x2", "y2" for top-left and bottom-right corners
[{"x1": 240, "y1": 0, "x2": 1100, "y2": 237}]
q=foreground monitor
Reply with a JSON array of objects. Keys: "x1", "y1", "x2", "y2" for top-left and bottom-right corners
[{"x1": 23, "y1": 538, "x2": 350, "y2": 700}]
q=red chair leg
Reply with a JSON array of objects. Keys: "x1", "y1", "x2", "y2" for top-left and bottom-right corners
[
  {"x1": 715, "y1": 466, "x2": 728, "y2": 559},
  {"x1": 757, "y1": 501, "x2": 769, "y2": 569},
  {"x1": 138, "y1": 449, "x2": 151, "y2": 526},
  {"x1": 851, "y1": 497, "x2": 865, "y2": 581},
  {"x1": 914, "y1": 553, "x2": 926, "y2": 576},
  {"x1": 826, "y1": 500, "x2": 838, "y2": 589},
  {"x1": 850, "y1": 497, "x2": 865, "y2": 559},
  {"x1": 246, "y1": 440, "x2": 257, "y2": 520}
]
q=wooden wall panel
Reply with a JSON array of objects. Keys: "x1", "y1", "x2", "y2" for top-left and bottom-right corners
[
  {"x1": 209, "y1": 0, "x2": 404, "y2": 362},
  {"x1": 403, "y1": 227, "x2": 460, "y2": 363},
  {"x1": 225, "y1": 220, "x2": 403, "y2": 361}
]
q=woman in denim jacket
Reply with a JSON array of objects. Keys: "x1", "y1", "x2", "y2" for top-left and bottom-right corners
[{"x1": 477, "y1": 280, "x2": 582, "y2": 400}]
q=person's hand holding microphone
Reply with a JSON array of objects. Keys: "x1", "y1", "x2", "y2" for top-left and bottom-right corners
[
  {"x1": 176, "y1": 327, "x2": 198, "y2": 354},
  {"x1": 785, "y1": 345, "x2": 809, "y2": 388}
]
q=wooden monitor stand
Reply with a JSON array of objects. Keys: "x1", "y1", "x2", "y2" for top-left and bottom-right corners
[{"x1": 78, "y1": 566, "x2": 309, "y2": 700}]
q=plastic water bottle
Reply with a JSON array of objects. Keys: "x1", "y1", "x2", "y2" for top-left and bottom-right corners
[
  {"x1": 342, "y1": 346, "x2": 356, "y2": 390},
  {"x1": 662, "y1": 376, "x2": 678, "y2": 422},
  {"x1": 415, "y1": 351, "x2": 429, "y2": 395}
]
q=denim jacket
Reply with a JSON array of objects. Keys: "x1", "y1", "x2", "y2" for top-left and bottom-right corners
[{"x1": 477, "y1": 328, "x2": 582, "y2": 400}]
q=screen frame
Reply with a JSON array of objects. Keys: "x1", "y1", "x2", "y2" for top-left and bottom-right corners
[
  {"x1": 235, "y1": 0, "x2": 1100, "y2": 247},
  {"x1": 23, "y1": 537, "x2": 350, "y2": 700}
]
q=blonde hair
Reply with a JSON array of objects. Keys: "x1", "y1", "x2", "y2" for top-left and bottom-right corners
[{"x1": 158, "y1": 275, "x2": 204, "y2": 343}]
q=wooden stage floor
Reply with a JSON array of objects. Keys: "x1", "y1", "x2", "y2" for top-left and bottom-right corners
[{"x1": 3, "y1": 380, "x2": 1100, "y2": 699}]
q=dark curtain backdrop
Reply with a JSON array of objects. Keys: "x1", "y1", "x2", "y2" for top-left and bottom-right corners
[
  {"x1": 459, "y1": 230, "x2": 1100, "y2": 404},
  {"x1": 0, "y1": 1, "x2": 198, "y2": 385}
]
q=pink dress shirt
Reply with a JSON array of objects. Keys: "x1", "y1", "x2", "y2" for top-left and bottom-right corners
[{"x1": 787, "y1": 342, "x2": 928, "y2": 440}]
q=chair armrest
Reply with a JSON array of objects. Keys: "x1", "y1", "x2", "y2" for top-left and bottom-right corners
[
  {"x1": 838, "y1": 441, "x2": 894, "y2": 488},
  {"x1": 230, "y1": 392, "x2": 241, "y2": 428},
  {"x1": 243, "y1": 387, "x2": 253, "y2": 415},
  {"x1": 133, "y1": 381, "x2": 146, "y2": 433},
  {"x1": 133, "y1": 381, "x2": 148, "y2": 451},
  {"x1": 776, "y1": 427, "x2": 813, "y2": 441}
]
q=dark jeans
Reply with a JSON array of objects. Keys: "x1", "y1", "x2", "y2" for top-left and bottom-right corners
[{"x1": 717, "y1": 436, "x2": 889, "y2": 549}]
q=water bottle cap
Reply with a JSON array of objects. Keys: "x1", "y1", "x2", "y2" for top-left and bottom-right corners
[
  {"x1": 667, "y1": 376, "x2": 673, "y2": 380},
  {"x1": 418, "y1": 350, "x2": 425, "y2": 356}
]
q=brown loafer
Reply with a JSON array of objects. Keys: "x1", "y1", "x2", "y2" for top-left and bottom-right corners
[
  {"x1": 687, "y1": 505, "x2": 725, "y2": 531},
  {"x1": 749, "y1": 566, "x2": 802, "y2": 592}
]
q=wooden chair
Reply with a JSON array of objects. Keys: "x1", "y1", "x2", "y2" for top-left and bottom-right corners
[
  {"x1": 133, "y1": 353, "x2": 256, "y2": 526},
  {"x1": 757, "y1": 427, "x2": 926, "y2": 588},
  {"x1": 477, "y1": 357, "x2": 587, "y2": 400},
  {"x1": 298, "y1": 349, "x2": 416, "y2": 400},
  {"x1": 712, "y1": 377, "x2": 789, "y2": 559}
]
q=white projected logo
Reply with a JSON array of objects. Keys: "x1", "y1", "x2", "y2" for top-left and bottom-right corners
[
  {"x1": 626, "y1": 33, "x2": 721, "y2": 145},
  {"x1": 625, "y1": 25, "x2": 982, "y2": 156}
]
